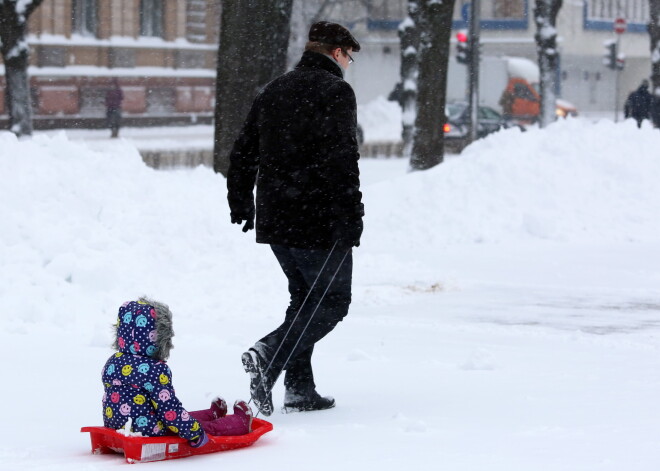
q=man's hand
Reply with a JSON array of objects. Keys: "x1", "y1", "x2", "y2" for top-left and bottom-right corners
[
  {"x1": 231, "y1": 208, "x2": 255, "y2": 233},
  {"x1": 333, "y1": 218, "x2": 363, "y2": 247}
]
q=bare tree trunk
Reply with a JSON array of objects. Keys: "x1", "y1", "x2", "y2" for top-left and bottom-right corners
[
  {"x1": 398, "y1": 2, "x2": 419, "y2": 157},
  {"x1": 4, "y1": 54, "x2": 32, "y2": 135},
  {"x1": 533, "y1": 0, "x2": 562, "y2": 128},
  {"x1": 649, "y1": 0, "x2": 660, "y2": 94},
  {"x1": 410, "y1": 0, "x2": 454, "y2": 171},
  {"x1": 289, "y1": 0, "x2": 319, "y2": 67},
  {"x1": 0, "y1": 0, "x2": 45, "y2": 137},
  {"x1": 213, "y1": 0, "x2": 293, "y2": 176}
]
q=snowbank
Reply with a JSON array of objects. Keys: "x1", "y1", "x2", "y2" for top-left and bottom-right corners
[
  {"x1": 2, "y1": 117, "x2": 658, "y2": 326},
  {"x1": 0, "y1": 131, "x2": 236, "y2": 330},
  {"x1": 357, "y1": 95, "x2": 402, "y2": 142},
  {"x1": 364, "y1": 117, "x2": 660, "y2": 249}
]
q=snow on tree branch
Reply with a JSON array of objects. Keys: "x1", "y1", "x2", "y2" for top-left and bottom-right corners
[
  {"x1": 533, "y1": 0, "x2": 562, "y2": 128},
  {"x1": 6, "y1": 38, "x2": 27, "y2": 59},
  {"x1": 0, "y1": 0, "x2": 37, "y2": 22}
]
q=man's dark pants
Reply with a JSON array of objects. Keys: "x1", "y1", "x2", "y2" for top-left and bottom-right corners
[{"x1": 254, "y1": 243, "x2": 353, "y2": 396}]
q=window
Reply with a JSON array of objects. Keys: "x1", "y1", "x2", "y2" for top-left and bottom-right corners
[
  {"x1": 367, "y1": 0, "x2": 407, "y2": 30},
  {"x1": 584, "y1": 0, "x2": 649, "y2": 32},
  {"x1": 72, "y1": 0, "x2": 98, "y2": 36},
  {"x1": 587, "y1": 0, "x2": 648, "y2": 23},
  {"x1": 492, "y1": 0, "x2": 525, "y2": 19},
  {"x1": 146, "y1": 87, "x2": 176, "y2": 114},
  {"x1": 479, "y1": 107, "x2": 502, "y2": 120},
  {"x1": 454, "y1": 0, "x2": 528, "y2": 30},
  {"x1": 455, "y1": 0, "x2": 526, "y2": 20},
  {"x1": 513, "y1": 83, "x2": 538, "y2": 102},
  {"x1": 186, "y1": 0, "x2": 207, "y2": 42},
  {"x1": 140, "y1": 0, "x2": 164, "y2": 37}
]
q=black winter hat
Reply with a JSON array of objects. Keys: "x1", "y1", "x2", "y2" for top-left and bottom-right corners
[{"x1": 308, "y1": 21, "x2": 361, "y2": 52}]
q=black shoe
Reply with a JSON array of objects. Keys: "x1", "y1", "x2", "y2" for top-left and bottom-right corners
[
  {"x1": 283, "y1": 390, "x2": 335, "y2": 413},
  {"x1": 241, "y1": 350, "x2": 274, "y2": 417}
]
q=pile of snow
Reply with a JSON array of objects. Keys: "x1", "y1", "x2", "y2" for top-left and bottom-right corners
[
  {"x1": 505, "y1": 56, "x2": 539, "y2": 83},
  {"x1": 0, "y1": 131, "x2": 236, "y2": 330},
  {"x1": 357, "y1": 95, "x2": 402, "y2": 142},
  {"x1": 364, "y1": 117, "x2": 660, "y2": 249},
  {"x1": 1, "y1": 116, "x2": 658, "y2": 324}
]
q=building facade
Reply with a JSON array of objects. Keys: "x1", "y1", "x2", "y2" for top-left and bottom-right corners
[
  {"x1": 0, "y1": 0, "x2": 220, "y2": 128},
  {"x1": 339, "y1": 0, "x2": 653, "y2": 114},
  {"x1": 0, "y1": 0, "x2": 654, "y2": 127}
]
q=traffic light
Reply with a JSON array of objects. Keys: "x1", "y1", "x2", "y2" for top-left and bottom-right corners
[
  {"x1": 603, "y1": 40, "x2": 617, "y2": 70},
  {"x1": 616, "y1": 53, "x2": 625, "y2": 70},
  {"x1": 456, "y1": 30, "x2": 471, "y2": 65}
]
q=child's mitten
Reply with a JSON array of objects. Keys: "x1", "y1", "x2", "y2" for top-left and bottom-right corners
[{"x1": 189, "y1": 430, "x2": 209, "y2": 448}]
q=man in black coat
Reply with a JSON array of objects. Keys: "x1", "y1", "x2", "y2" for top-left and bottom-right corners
[
  {"x1": 624, "y1": 80, "x2": 652, "y2": 128},
  {"x1": 227, "y1": 21, "x2": 364, "y2": 416}
]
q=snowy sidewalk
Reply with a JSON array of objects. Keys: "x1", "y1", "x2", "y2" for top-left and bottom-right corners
[{"x1": 37, "y1": 125, "x2": 406, "y2": 167}]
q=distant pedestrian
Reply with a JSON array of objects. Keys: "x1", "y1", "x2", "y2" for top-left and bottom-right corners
[
  {"x1": 105, "y1": 78, "x2": 124, "y2": 138},
  {"x1": 624, "y1": 79, "x2": 652, "y2": 128},
  {"x1": 387, "y1": 81, "x2": 403, "y2": 106}
]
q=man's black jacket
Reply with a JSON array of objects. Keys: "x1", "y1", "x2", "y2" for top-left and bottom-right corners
[{"x1": 227, "y1": 51, "x2": 364, "y2": 249}]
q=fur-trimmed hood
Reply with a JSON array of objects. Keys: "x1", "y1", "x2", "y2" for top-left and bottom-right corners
[{"x1": 112, "y1": 298, "x2": 174, "y2": 361}]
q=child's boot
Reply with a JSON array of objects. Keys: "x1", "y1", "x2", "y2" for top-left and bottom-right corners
[
  {"x1": 205, "y1": 401, "x2": 253, "y2": 436},
  {"x1": 233, "y1": 400, "x2": 253, "y2": 433},
  {"x1": 211, "y1": 397, "x2": 227, "y2": 419}
]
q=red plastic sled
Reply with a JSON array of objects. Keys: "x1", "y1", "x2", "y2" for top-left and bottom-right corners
[{"x1": 81, "y1": 418, "x2": 273, "y2": 464}]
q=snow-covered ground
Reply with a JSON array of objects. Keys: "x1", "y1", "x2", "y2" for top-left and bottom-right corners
[{"x1": 1, "y1": 114, "x2": 660, "y2": 471}]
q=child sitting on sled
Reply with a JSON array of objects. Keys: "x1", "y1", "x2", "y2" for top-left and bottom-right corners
[{"x1": 101, "y1": 298, "x2": 252, "y2": 448}]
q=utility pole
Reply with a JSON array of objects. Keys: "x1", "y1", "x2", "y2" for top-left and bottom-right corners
[
  {"x1": 614, "y1": 34, "x2": 622, "y2": 122},
  {"x1": 613, "y1": 17, "x2": 626, "y2": 122},
  {"x1": 467, "y1": 0, "x2": 481, "y2": 143}
]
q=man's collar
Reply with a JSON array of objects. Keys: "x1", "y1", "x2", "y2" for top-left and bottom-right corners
[{"x1": 295, "y1": 51, "x2": 344, "y2": 78}]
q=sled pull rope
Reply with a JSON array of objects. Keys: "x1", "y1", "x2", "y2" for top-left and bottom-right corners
[{"x1": 251, "y1": 242, "x2": 349, "y2": 418}]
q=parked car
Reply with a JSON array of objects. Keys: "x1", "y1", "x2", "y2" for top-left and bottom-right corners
[
  {"x1": 443, "y1": 102, "x2": 515, "y2": 152},
  {"x1": 554, "y1": 98, "x2": 578, "y2": 118}
]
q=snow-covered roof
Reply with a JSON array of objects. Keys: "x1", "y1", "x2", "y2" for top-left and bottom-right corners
[{"x1": 505, "y1": 56, "x2": 540, "y2": 83}]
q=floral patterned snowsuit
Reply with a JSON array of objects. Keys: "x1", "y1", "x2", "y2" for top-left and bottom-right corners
[{"x1": 101, "y1": 301, "x2": 205, "y2": 443}]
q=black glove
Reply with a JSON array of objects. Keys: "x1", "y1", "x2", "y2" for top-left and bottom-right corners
[
  {"x1": 333, "y1": 218, "x2": 363, "y2": 248},
  {"x1": 230, "y1": 206, "x2": 255, "y2": 233}
]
